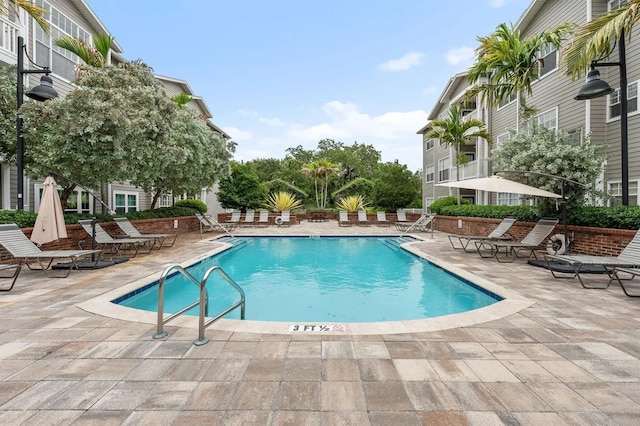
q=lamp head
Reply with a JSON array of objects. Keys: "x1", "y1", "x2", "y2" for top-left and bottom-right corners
[
  {"x1": 575, "y1": 68, "x2": 615, "y2": 100},
  {"x1": 26, "y1": 74, "x2": 58, "y2": 101}
]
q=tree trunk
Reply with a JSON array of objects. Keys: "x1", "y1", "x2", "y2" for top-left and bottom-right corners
[
  {"x1": 60, "y1": 184, "x2": 77, "y2": 212},
  {"x1": 150, "y1": 189, "x2": 161, "y2": 210}
]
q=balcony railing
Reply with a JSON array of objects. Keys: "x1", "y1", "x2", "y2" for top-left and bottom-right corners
[{"x1": 452, "y1": 160, "x2": 485, "y2": 180}]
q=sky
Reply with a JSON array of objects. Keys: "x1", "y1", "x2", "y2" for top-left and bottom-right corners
[{"x1": 86, "y1": 0, "x2": 528, "y2": 172}]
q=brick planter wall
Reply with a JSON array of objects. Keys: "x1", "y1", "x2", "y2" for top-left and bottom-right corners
[{"x1": 434, "y1": 216, "x2": 637, "y2": 256}]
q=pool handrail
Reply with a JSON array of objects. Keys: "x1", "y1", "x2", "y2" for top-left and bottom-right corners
[{"x1": 153, "y1": 264, "x2": 245, "y2": 346}]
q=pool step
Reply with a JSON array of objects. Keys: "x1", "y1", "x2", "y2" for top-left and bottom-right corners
[
  {"x1": 216, "y1": 237, "x2": 250, "y2": 250},
  {"x1": 380, "y1": 237, "x2": 413, "y2": 251}
]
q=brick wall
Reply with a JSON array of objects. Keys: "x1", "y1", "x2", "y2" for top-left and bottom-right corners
[{"x1": 434, "y1": 216, "x2": 637, "y2": 256}]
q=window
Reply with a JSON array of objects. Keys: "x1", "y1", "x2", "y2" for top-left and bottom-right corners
[
  {"x1": 497, "y1": 92, "x2": 517, "y2": 109},
  {"x1": 425, "y1": 165, "x2": 434, "y2": 183},
  {"x1": 34, "y1": 185, "x2": 91, "y2": 213},
  {"x1": 609, "y1": 0, "x2": 629, "y2": 11},
  {"x1": 533, "y1": 108, "x2": 557, "y2": 131},
  {"x1": 609, "y1": 181, "x2": 638, "y2": 206},
  {"x1": 114, "y1": 191, "x2": 138, "y2": 213},
  {"x1": 497, "y1": 193, "x2": 521, "y2": 206},
  {"x1": 607, "y1": 81, "x2": 638, "y2": 120},
  {"x1": 537, "y1": 43, "x2": 557, "y2": 77},
  {"x1": 567, "y1": 128, "x2": 584, "y2": 146},
  {"x1": 35, "y1": 0, "x2": 93, "y2": 81},
  {"x1": 425, "y1": 197, "x2": 434, "y2": 209},
  {"x1": 496, "y1": 132, "x2": 512, "y2": 149},
  {"x1": 158, "y1": 193, "x2": 174, "y2": 208},
  {"x1": 438, "y1": 157, "x2": 450, "y2": 182},
  {"x1": 425, "y1": 138, "x2": 436, "y2": 151}
]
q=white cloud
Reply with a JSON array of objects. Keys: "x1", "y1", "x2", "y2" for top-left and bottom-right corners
[
  {"x1": 444, "y1": 46, "x2": 475, "y2": 66},
  {"x1": 259, "y1": 117, "x2": 286, "y2": 127},
  {"x1": 377, "y1": 52, "x2": 424, "y2": 72},
  {"x1": 488, "y1": 0, "x2": 518, "y2": 8},
  {"x1": 223, "y1": 126, "x2": 252, "y2": 141},
  {"x1": 423, "y1": 86, "x2": 438, "y2": 96}
]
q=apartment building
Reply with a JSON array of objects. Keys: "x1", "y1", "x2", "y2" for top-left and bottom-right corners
[
  {"x1": 1, "y1": 0, "x2": 229, "y2": 214},
  {"x1": 419, "y1": 0, "x2": 639, "y2": 208}
]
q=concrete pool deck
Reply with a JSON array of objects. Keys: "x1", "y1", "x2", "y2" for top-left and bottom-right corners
[{"x1": 1, "y1": 220, "x2": 640, "y2": 424}]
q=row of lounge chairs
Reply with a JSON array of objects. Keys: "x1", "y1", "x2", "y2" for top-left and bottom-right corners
[
  {"x1": 447, "y1": 215, "x2": 640, "y2": 296},
  {"x1": 196, "y1": 210, "x2": 290, "y2": 233},
  {"x1": 0, "y1": 218, "x2": 177, "y2": 286},
  {"x1": 337, "y1": 210, "x2": 434, "y2": 231}
]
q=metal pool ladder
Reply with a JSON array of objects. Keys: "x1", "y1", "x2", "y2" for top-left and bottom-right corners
[{"x1": 153, "y1": 264, "x2": 246, "y2": 346}]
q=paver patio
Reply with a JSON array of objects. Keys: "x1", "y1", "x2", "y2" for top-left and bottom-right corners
[{"x1": 1, "y1": 219, "x2": 639, "y2": 425}]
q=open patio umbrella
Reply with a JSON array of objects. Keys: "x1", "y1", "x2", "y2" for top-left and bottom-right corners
[
  {"x1": 436, "y1": 175, "x2": 562, "y2": 198},
  {"x1": 30, "y1": 176, "x2": 67, "y2": 246}
]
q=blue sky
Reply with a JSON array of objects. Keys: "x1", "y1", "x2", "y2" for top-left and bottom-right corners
[{"x1": 86, "y1": 0, "x2": 528, "y2": 172}]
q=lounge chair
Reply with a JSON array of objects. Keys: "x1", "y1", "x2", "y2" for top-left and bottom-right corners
[
  {"x1": 357, "y1": 210, "x2": 370, "y2": 226},
  {"x1": 475, "y1": 218, "x2": 559, "y2": 263},
  {"x1": 338, "y1": 210, "x2": 352, "y2": 227},
  {"x1": 397, "y1": 214, "x2": 435, "y2": 233},
  {"x1": 547, "y1": 228, "x2": 640, "y2": 289},
  {"x1": 114, "y1": 217, "x2": 177, "y2": 248},
  {"x1": 78, "y1": 220, "x2": 154, "y2": 257},
  {"x1": 449, "y1": 216, "x2": 516, "y2": 252},
  {"x1": 226, "y1": 210, "x2": 241, "y2": 228},
  {"x1": 195, "y1": 213, "x2": 236, "y2": 233},
  {"x1": 395, "y1": 210, "x2": 410, "y2": 230},
  {"x1": 241, "y1": 210, "x2": 255, "y2": 227},
  {"x1": 0, "y1": 263, "x2": 21, "y2": 292},
  {"x1": 256, "y1": 210, "x2": 270, "y2": 227},
  {"x1": 276, "y1": 211, "x2": 291, "y2": 226},
  {"x1": 0, "y1": 223, "x2": 100, "y2": 278},
  {"x1": 376, "y1": 211, "x2": 391, "y2": 227}
]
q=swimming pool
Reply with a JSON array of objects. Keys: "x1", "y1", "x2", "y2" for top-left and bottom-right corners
[{"x1": 115, "y1": 237, "x2": 501, "y2": 323}]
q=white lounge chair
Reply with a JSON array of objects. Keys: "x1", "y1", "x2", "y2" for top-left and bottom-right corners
[
  {"x1": 114, "y1": 217, "x2": 177, "y2": 248},
  {"x1": 0, "y1": 223, "x2": 100, "y2": 278},
  {"x1": 395, "y1": 210, "x2": 410, "y2": 230},
  {"x1": 357, "y1": 210, "x2": 370, "y2": 226},
  {"x1": 376, "y1": 211, "x2": 391, "y2": 227},
  {"x1": 449, "y1": 216, "x2": 516, "y2": 252},
  {"x1": 79, "y1": 220, "x2": 154, "y2": 257},
  {"x1": 256, "y1": 210, "x2": 270, "y2": 227},
  {"x1": 338, "y1": 210, "x2": 352, "y2": 227},
  {"x1": 241, "y1": 210, "x2": 255, "y2": 227},
  {"x1": 278, "y1": 211, "x2": 291, "y2": 226},
  {"x1": 476, "y1": 218, "x2": 559, "y2": 263}
]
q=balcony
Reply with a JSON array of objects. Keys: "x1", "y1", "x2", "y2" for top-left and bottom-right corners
[
  {"x1": 453, "y1": 160, "x2": 485, "y2": 180},
  {"x1": 0, "y1": 16, "x2": 19, "y2": 59}
]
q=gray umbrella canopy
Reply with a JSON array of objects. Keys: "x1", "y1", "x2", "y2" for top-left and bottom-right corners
[
  {"x1": 30, "y1": 176, "x2": 68, "y2": 246},
  {"x1": 436, "y1": 176, "x2": 562, "y2": 199}
]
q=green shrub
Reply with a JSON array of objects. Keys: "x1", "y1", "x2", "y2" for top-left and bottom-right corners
[
  {"x1": 566, "y1": 206, "x2": 640, "y2": 229},
  {"x1": 439, "y1": 205, "x2": 540, "y2": 222},
  {"x1": 174, "y1": 199, "x2": 207, "y2": 214},
  {"x1": 429, "y1": 196, "x2": 470, "y2": 214}
]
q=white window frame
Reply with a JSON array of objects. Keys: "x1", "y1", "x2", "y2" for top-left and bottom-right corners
[
  {"x1": 606, "y1": 80, "x2": 639, "y2": 122},
  {"x1": 609, "y1": 0, "x2": 629, "y2": 11},
  {"x1": 537, "y1": 43, "x2": 558, "y2": 78},
  {"x1": 425, "y1": 165, "x2": 434, "y2": 183},
  {"x1": 497, "y1": 193, "x2": 521, "y2": 206},
  {"x1": 497, "y1": 92, "x2": 517, "y2": 110},
  {"x1": 608, "y1": 180, "x2": 638, "y2": 206},
  {"x1": 567, "y1": 127, "x2": 584, "y2": 146},
  {"x1": 425, "y1": 138, "x2": 436, "y2": 151},
  {"x1": 438, "y1": 157, "x2": 450, "y2": 182},
  {"x1": 113, "y1": 191, "x2": 139, "y2": 213},
  {"x1": 34, "y1": 184, "x2": 92, "y2": 213},
  {"x1": 533, "y1": 107, "x2": 558, "y2": 131},
  {"x1": 495, "y1": 132, "x2": 512, "y2": 149}
]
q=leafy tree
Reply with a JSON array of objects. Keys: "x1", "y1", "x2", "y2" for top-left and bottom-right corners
[
  {"x1": 491, "y1": 126, "x2": 605, "y2": 213},
  {"x1": 316, "y1": 139, "x2": 382, "y2": 184},
  {"x1": 564, "y1": 1, "x2": 640, "y2": 78},
  {"x1": 468, "y1": 22, "x2": 574, "y2": 122},
  {"x1": 372, "y1": 162, "x2": 420, "y2": 211},
  {"x1": 332, "y1": 177, "x2": 374, "y2": 200},
  {"x1": 425, "y1": 105, "x2": 491, "y2": 200},
  {"x1": 0, "y1": 65, "x2": 17, "y2": 161},
  {"x1": 131, "y1": 107, "x2": 233, "y2": 208},
  {"x1": 0, "y1": 0, "x2": 49, "y2": 32},
  {"x1": 217, "y1": 162, "x2": 268, "y2": 210},
  {"x1": 20, "y1": 62, "x2": 176, "y2": 209},
  {"x1": 301, "y1": 159, "x2": 340, "y2": 209}
]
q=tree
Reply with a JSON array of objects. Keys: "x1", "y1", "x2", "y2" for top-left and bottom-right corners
[
  {"x1": 372, "y1": 162, "x2": 420, "y2": 211},
  {"x1": 217, "y1": 162, "x2": 268, "y2": 210},
  {"x1": 0, "y1": 0, "x2": 49, "y2": 32},
  {"x1": 468, "y1": 22, "x2": 574, "y2": 122},
  {"x1": 564, "y1": 1, "x2": 640, "y2": 78},
  {"x1": 20, "y1": 62, "x2": 176, "y2": 209},
  {"x1": 491, "y1": 126, "x2": 604, "y2": 212},
  {"x1": 0, "y1": 66, "x2": 17, "y2": 161},
  {"x1": 425, "y1": 105, "x2": 491, "y2": 200},
  {"x1": 301, "y1": 159, "x2": 340, "y2": 209}
]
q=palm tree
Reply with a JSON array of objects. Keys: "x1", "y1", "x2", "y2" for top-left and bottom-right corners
[
  {"x1": 301, "y1": 159, "x2": 340, "y2": 209},
  {"x1": 425, "y1": 105, "x2": 491, "y2": 201},
  {"x1": 0, "y1": 0, "x2": 49, "y2": 32},
  {"x1": 468, "y1": 22, "x2": 574, "y2": 124},
  {"x1": 564, "y1": 1, "x2": 640, "y2": 78},
  {"x1": 53, "y1": 33, "x2": 114, "y2": 68}
]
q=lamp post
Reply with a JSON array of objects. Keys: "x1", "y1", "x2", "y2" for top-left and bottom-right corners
[
  {"x1": 574, "y1": 30, "x2": 628, "y2": 206},
  {"x1": 16, "y1": 35, "x2": 58, "y2": 210}
]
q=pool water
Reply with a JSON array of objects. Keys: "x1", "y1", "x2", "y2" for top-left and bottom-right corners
[{"x1": 116, "y1": 237, "x2": 501, "y2": 322}]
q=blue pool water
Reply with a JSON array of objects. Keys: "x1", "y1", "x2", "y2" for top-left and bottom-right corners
[{"x1": 115, "y1": 237, "x2": 501, "y2": 322}]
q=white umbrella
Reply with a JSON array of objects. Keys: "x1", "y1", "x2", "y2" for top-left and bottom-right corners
[
  {"x1": 436, "y1": 175, "x2": 562, "y2": 198},
  {"x1": 31, "y1": 176, "x2": 68, "y2": 246}
]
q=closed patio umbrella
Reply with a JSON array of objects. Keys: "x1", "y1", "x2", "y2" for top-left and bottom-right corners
[
  {"x1": 436, "y1": 175, "x2": 562, "y2": 198},
  {"x1": 31, "y1": 176, "x2": 67, "y2": 246}
]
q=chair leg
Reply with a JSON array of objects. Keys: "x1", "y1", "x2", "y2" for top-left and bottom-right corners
[{"x1": 0, "y1": 264, "x2": 21, "y2": 291}]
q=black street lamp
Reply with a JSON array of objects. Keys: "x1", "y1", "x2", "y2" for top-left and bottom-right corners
[
  {"x1": 16, "y1": 35, "x2": 58, "y2": 210},
  {"x1": 574, "y1": 30, "x2": 628, "y2": 206}
]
